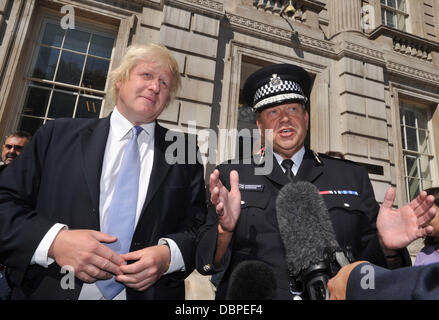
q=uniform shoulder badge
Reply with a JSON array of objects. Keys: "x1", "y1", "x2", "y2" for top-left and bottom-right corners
[{"x1": 312, "y1": 150, "x2": 322, "y2": 165}]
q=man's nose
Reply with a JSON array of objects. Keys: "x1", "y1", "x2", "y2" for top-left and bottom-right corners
[
  {"x1": 149, "y1": 78, "x2": 160, "y2": 93},
  {"x1": 279, "y1": 109, "x2": 290, "y2": 122}
]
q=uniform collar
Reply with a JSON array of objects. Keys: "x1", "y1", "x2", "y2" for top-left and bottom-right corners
[{"x1": 273, "y1": 146, "x2": 305, "y2": 170}]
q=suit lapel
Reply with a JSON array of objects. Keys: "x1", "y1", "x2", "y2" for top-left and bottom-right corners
[
  {"x1": 140, "y1": 123, "x2": 171, "y2": 218},
  {"x1": 79, "y1": 117, "x2": 110, "y2": 227}
]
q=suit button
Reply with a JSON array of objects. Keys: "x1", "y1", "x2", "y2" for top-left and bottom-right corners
[{"x1": 203, "y1": 264, "x2": 211, "y2": 272}]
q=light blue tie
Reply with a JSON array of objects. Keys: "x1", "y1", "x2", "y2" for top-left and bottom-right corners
[{"x1": 97, "y1": 125, "x2": 143, "y2": 300}]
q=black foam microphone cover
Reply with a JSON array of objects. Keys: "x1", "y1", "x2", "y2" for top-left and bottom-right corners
[{"x1": 226, "y1": 260, "x2": 277, "y2": 300}]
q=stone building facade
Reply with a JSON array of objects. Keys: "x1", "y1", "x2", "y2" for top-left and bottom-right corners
[{"x1": 0, "y1": 0, "x2": 438, "y2": 298}]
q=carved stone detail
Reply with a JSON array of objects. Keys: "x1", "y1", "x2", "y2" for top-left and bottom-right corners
[
  {"x1": 393, "y1": 38, "x2": 432, "y2": 62},
  {"x1": 386, "y1": 61, "x2": 439, "y2": 83},
  {"x1": 225, "y1": 12, "x2": 335, "y2": 53},
  {"x1": 344, "y1": 42, "x2": 385, "y2": 61},
  {"x1": 170, "y1": 0, "x2": 223, "y2": 12}
]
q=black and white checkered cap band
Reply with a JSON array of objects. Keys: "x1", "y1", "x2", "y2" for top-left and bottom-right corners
[{"x1": 253, "y1": 80, "x2": 307, "y2": 110}]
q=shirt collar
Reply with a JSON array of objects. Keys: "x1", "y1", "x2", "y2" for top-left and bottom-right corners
[
  {"x1": 110, "y1": 107, "x2": 155, "y2": 140},
  {"x1": 274, "y1": 146, "x2": 305, "y2": 169}
]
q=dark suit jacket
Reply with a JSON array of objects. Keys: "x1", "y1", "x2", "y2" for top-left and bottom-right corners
[
  {"x1": 196, "y1": 148, "x2": 409, "y2": 300},
  {"x1": 347, "y1": 262, "x2": 439, "y2": 299},
  {"x1": 0, "y1": 116, "x2": 206, "y2": 299}
]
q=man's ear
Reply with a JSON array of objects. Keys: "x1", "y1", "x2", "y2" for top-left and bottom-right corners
[
  {"x1": 305, "y1": 110, "x2": 309, "y2": 131},
  {"x1": 256, "y1": 118, "x2": 263, "y2": 137}
]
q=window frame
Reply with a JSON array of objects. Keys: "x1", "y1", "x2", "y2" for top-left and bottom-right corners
[
  {"x1": 399, "y1": 102, "x2": 434, "y2": 201},
  {"x1": 9, "y1": 7, "x2": 120, "y2": 136},
  {"x1": 17, "y1": 14, "x2": 116, "y2": 133},
  {"x1": 380, "y1": 0, "x2": 409, "y2": 31}
]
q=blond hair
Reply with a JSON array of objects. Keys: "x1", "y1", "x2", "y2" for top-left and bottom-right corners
[{"x1": 108, "y1": 43, "x2": 181, "y2": 104}]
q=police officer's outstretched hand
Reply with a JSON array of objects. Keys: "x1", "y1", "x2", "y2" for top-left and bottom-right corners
[
  {"x1": 377, "y1": 187, "x2": 436, "y2": 250},
  {"x1": 209, "y1": 169, "x2": 241, "y2": 232}
]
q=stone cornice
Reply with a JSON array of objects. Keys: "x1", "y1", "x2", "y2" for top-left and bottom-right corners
[
  {"x1": 166, "y1": 0, "x2": 224, "y2": 16},
  {"x1": 386, "y1": 61, "x2": 439, "y2": 85},
  {"x1": 299, "y1": 0, "x2": 326, "y2": 12},
  {"x1": 369, "y1": 25, "x2": 439, "y2": 51},
  {"x1": 225, "y1": 12, "x2": 336, "y2": 55},
  {"x1": 338, "y1": 41, "x2": 385, "y2": 65}
]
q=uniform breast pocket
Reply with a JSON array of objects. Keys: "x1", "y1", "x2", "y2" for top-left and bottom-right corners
[
  {"x1": 323, "y1": 195, "x2": 372, "y2": 250},
  {"x1": 324, "y1": 195, "x2": 366, "y2": 211},
  {"x1": 240, "y1": 192, "x2": 271, "y2": 211},
  {"x1": 235, "y1": 192, "x2": 272, "y2": 248}
]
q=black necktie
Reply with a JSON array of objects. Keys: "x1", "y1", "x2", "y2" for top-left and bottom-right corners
[{"x1": 281, "y1": 159, "x2": 295, "y2": 181}]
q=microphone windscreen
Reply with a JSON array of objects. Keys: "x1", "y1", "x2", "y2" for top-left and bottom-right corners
[
  {"x1": 226, "y1": 260, "x2": 277, "y2": 300},
  {"x1": 276, "y1": 181, "x2": 339, "y2": 276}
]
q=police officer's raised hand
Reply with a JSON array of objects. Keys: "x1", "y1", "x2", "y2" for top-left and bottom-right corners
[
  {"x1": 210, "y1": 169, "x2": 241, "y2": 232},
  {"x1": 377, "y1": 187, "x2": 436, "y2": 250}
]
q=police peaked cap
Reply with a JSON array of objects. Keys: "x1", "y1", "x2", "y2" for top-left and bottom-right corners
[{"x1": 242, "y1": 64, "x2": 311, "y2": 112}]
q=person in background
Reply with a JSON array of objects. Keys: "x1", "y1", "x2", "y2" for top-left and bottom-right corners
[
  {"x1": 0, "y1": 131, "x2": 31, "y2": 171},
  {"x1": 0, "y1": 131, "x2": 31, "y2": 300},
  {"x1": 414, "y1": 187, "x2": 439, "y2": 266},
  {"x1": 0, "y1": 43, "x2": 206, "y2": 300}
]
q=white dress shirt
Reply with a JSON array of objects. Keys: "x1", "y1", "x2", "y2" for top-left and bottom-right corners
[
  {"x1": 274, "y1": 146, "x2": 305, "y2": 176},
  {"x1": 31, "y1": 107, "x2": 185, "y2": 300}
]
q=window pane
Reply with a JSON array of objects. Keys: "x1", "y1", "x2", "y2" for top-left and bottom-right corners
[
  {"x1": 381, "y1": 0, "x2": 386, "y2": 4},
  {"x1": 82, "y1": 57, "x2": 110, "y2": 91},
  {"x1": 417, "y1": 110, "x2": 428, "y2": 129},
  {"x1": 420, "y1": 155, "x2": 431, "y2": 180},
  {"x1": 47, "y1": 90, "x2": 76, "y2": 118},
  {"x1": 405, "y1": 155, "x2": 418, "y2": 178},
  {"x1": 76, "y1": 96, "x2": 102, "y2": 118},
  {"x1": 381, "y1": 9, "x2": 386, "y2": 25},
  {"x1": 406, "y1": 127, "x2": 418, "y2": 151},
  {"x1": 23, "y1": 86, "x2": 51, "y2": 117},
  {"x1": 89, "y1": 34, "x2": 114, "y2": 58},
  {"x1": 63, "y1": 29, "x2": 90, "y2": 53},
  {"x1": 18, "y1": 116, "x2": 44, "y2": 136},
  {"x1": 418, "y1": 129, "x2": 430, "y2": 154},
  {"x1": 408, "y1": 177, "x2": 420, "y2": 200},
  {"x1": 55, "y1": 51, "x2": 85, "y2": 85},
  {"x1": 386, "y1": 10, "x2": 395, "y2": 28},
  {"x1": 404, "y1": 109, "x2": 416, "y2": 127},
  {"x1": 32, "y1": 47, "x2": 60, "y2": 80},
  {"x1": 41, "y1": 23, "x2": 65, "y2": 47},
  {"x1": 387, "y1": 0, "x2": 396, "y2": 8}
]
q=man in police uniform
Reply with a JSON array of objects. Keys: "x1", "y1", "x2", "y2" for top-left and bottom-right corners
[{"x1": 196, "y1": 64, "x2": 432, "y2": 299}]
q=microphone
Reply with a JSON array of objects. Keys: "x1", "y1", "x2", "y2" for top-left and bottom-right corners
[
  {"x1": 226, "y1": 260, "x2": 277, "y2": 300},
  {"x1": 275, "y1": 181, "x2": 353, "y2": 300}
]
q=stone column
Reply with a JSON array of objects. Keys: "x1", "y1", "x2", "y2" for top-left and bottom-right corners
[{"x1": 329, "y1": 0, "x2": 362, "y2": 37}]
